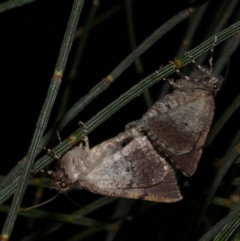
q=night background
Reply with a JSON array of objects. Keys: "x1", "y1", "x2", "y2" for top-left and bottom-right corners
[{"x1": 0, "y1": 0, "x2": 240, "y2": 240}]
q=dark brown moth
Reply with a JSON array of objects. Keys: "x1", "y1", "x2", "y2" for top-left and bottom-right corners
[
  {"x1": 49, "y1": 128, "x2": 182, "y2": 202},
  {"x1": 126, "y1": 61, "x2": 223, "y2": 177}
]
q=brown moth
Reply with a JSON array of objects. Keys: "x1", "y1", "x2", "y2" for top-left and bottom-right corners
[
  {"x1": 49, "y1": 128, "x2": 182, "y2": 202},
  {"x1": 126, "y1": 62, "x2": 223, "y2": 177}
]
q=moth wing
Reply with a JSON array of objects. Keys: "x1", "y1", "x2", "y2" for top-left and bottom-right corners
[
  {"x1": 146, "y1": 95, "x2": 214, "y2": 176},
  {"x1": 82, "y1": 137, "x2": 182, "y2": 202},
  {"x1": 146, "y1": 96, "x2": 214, "y2": 155},
  {"x1": 87, "y1": 137, "x2": 167, "y2": 188},
  {"x1": 89, "y1": 129, "x2": 139, "y2": 168},
  {"x1": 171, "y1": 119, "x2": 213, "y2": 176}
]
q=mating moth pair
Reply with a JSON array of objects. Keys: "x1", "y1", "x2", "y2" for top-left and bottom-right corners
[{"x1": 49, "y1": 46, "x2": 223, "y2": 203}]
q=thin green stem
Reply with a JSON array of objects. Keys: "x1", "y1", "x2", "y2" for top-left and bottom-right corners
[
  {"x1": 196, "y1": 145, "x2": 240, "y2": 230},
  {"x1": 213, "y1": 209, "x2": 240, "y2": 241},
  {"x1": 125, "y1": 0, "x2": 153, "y2": 108},
  {"x1": 0, "y1": 3, "x2": 198, "y2": 194},
  {"x1": 206, "y1": 92, "x2": 240, "y2": 147},
  {"x1": 0, "y1": 0, "x2": 84, "y2": 240},
  {"x1": 0, "y1": 22, "x2": 239, "y2": 206},
  {"x1": 0, "y1": 0, "x2": 36, "y2": 12},
  {"x1": 56, "y1": 0, "x2": 100, "y2": 121},
  {"x1": 0, "y1": 205, "x2": 116, "y2": 232},
  {"x1": 198, "y1": 209, "x2": 240, "y2": 241}
]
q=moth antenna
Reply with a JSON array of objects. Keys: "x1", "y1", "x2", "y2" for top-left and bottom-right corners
[
  {"x1": 223, "y1": 60, "x2": 229, "y2": 85},
  {"x1": 19, "y1": 193, "x2": 59, "y2": 213},
  {"x1": 65, "y1": 193, "x2": 86, "y2": 210}
]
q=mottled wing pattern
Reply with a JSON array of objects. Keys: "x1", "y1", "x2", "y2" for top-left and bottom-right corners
[
  {"x1": 146, "y1": 97, "x2": 208, "y2": 154},
  {"x1": 170, "y1": 116, "x2": 214, "y2": 177},
  {"x1": 88, "y1": 128, "x2": 142, "y2": 172},
  {"x1": 82, "y1": 137, "x2": 182, "y2": 202},
  {"x1": 144, "y1": 94, "x2": 215, "y2": 176}
]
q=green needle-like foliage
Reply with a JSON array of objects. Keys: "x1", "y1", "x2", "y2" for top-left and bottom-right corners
[{"x1": 0, "y1": 0, "x2": 240, "y2": 240}]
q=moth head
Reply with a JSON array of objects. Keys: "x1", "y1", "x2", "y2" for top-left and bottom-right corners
[
  {"x1": 48, "y1": 166, "x2": 75, "y2": 193},
  {"x1": 49, "y1": 146, "x2": 89, "y2": 193},
  {"x1": 177, "y1": 66, "x2": 224, "y2": 95}
]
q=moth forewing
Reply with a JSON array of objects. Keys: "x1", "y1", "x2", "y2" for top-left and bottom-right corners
[
  {"x1": 50, "y1": 129, "x2": 182, "y2": 202},
  {"x1": 130, "y1": 65, "x2": 223, "y2": 177},
  {"x1": 81, "y1": 136, "x2": 182, "y2": 202},
  {"x1": 50, "y1": 43, "x2": 223, "y2": 201}
]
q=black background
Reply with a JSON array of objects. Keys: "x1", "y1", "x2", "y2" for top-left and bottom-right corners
[{"x1": 0, "y1": 0, "x2": 240, "y2": 240}]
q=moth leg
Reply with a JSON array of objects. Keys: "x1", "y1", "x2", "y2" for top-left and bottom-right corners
[
  {"x1": 48, "y1": 170, "x2": 57, "y2": 178},
  {"x1": 31, "y1": 168, "x2": 45, "y2": 175},
  {"x1": 156, "y1": 62, "x2": 186, "y2": 89},
  {"x1": 32, "y1": 146, "x2": 60, "y2": 174},
  {"x1": 169, "y1": 60, "x2": 190, "y2": 80},
  {"x1": 155, "y1": 65, "x2": 164, "y2": 77},
  {"x1": 209, "y1": 36, "x2": 217, "y2": 73},
  {"x1": 82, "y1": 135, "x2": 90, "y2": 153},
  {"x1": 185, "y1": 51, "x2": 206, "y2": 74},
  {"x1": 78, "y1": 121, "x2": 88, "y2": 135},
  {"x1": 168, "y1": 78, "x2": 185, "y2": 90},
  {"x1": 77, "y1": 121, "x2": 89, "y2": 150},
  {"x1": 165, "y1": 61, "x2": 190, "y2": 90},
  {"x1": 125, "y1": 119, "x2": 144, "y2": 131},
  {"x1": 78, "y1": 121, "x2": 89, "y2": 146},
  {"x1": 155, "y1": 65, "x2": 175, "y2": 85},
  {"x1": 76, "y1": 133, "x2": 90, "y2": 167},
  {"x1": 155, "y1": 63, "x2": 186, "y2": 89},
  {"x1": 185, "y1": 36, "x2": 217, "y2": 74},
  {"x1": 39, "y1": 146, "x2": 60, "y2": 160},
  {"x1": 47, "y1": 170, "x2": 62, "y2": 182}
]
